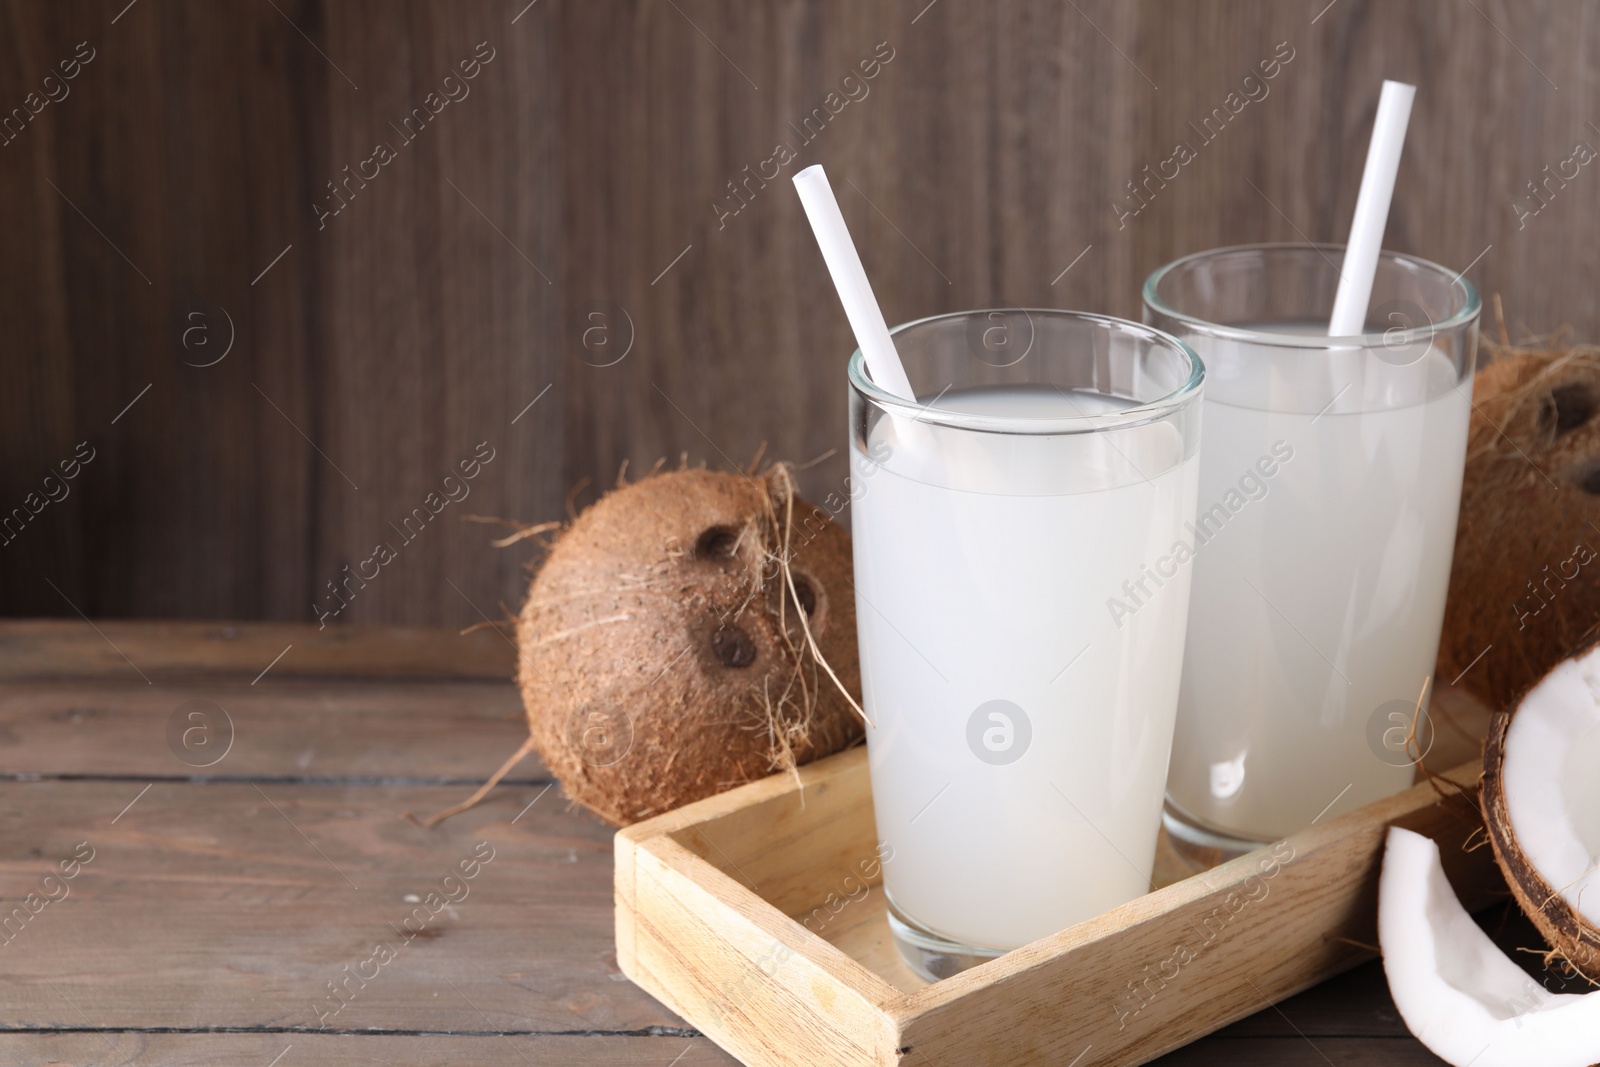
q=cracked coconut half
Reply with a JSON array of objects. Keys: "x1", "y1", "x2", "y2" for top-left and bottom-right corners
[
  {"x1": 1380, "y1": 639, "x2": 1600, "y2": 1066},
  {"x1": 1380, "y1": 827, "x2": 1600, "y2": 1067},
  {"x1": 1481, "y1": 642, "x2": 1600, "y2": 984}
]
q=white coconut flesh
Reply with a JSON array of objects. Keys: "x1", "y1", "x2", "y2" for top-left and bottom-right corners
[
  {"x1": 1379, "y1": 827, "x2": 1600, "y2": 1067},
  {"x1": 1504, "y1": 650, "x2": 1600, "y2": 922}
]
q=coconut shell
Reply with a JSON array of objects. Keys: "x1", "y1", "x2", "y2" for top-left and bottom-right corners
[
  {"x1": 516, "y1": 466, "x2": 862, "y2": 825},
  {"x1": 1480, "y1": 701, "x2": 1600, "y2": 985},
  {"x1": 1437, "y1": 346, "x2": 1600, "y2": 710}
]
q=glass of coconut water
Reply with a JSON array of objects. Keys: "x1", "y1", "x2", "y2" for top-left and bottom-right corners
[
  {"x1": 1144, "y1": 244, "x2": 1480, "y2": 863},
  {"x1": 847, "y1": 309, "x2": 1203, "y2": 979}
]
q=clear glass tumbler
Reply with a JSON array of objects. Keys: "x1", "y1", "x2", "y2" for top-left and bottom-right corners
[
  {"x1": 1143, "y1": 244, "x2": 1480, "y2": 862},
  {"x1": 847, "y1": 309, "x2": 1203, "y2": 979}
]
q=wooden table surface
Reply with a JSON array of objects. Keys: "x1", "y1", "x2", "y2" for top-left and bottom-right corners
[{"x1": 0, "y1": 620, "x2": 1532, "y2": 1066}]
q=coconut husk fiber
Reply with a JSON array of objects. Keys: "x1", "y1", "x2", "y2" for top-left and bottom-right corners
[
  {"x1": 421, "y1": 460, "x2": 864, "y2": 828},
  {"x1": 1437, "y1": 335, "x2": 1600, "y2": 710}
]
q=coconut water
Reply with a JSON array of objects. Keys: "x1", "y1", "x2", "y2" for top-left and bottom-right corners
[
  {"x1": 1166, "y1": 326, "x2": 1471, "y2": 842},
  {"x1": 851, "y1": 384, "x2": 1199, "y2": 950}
]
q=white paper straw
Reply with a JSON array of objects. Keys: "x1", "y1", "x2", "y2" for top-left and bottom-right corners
[
  {"x1": 792, "y1": 165, "x2": 917, "y2": 401},
  {"x1": 1328, "y1": 80, "x2": 1416, "y2": 337}
]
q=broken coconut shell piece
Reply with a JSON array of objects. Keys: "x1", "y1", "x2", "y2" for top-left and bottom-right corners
[
  {"x1": 1437, "y1": 345, "x2": 1600, "y2": 709},
  {"x1": 1481, "y1": 641, "x2": 1600, "y2": 985},
  {"x1": 1379, "y1": 827, "x2": 1600, "y2": 1067},
  {"x1": 422, "y1": 465, "x2": 865, "y2": 828}
]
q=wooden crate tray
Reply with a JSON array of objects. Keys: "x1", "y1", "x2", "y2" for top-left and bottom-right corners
[{"x1": 615, "y1": 747, "x2": 1501, "y2": 1067}]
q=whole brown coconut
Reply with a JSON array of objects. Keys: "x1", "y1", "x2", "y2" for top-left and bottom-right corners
[
  {"x1": 426, "y1": 464, "x2": 864, "y2": 828},
  {"x1": 1437, "y1": 343, "x2": 1600, "y2": 710}
]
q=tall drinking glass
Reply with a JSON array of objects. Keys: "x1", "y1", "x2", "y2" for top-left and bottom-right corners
[
  {"x1": 1143, "y1": 245, "x2": 1480, "y2": 861},
  {"x1": 847, "y1": 309, "x2": 1203, "y2": 979}
]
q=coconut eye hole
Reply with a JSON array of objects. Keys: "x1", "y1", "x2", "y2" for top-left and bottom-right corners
[
  {"x1": 774, "y1": 571, "x2": 828, "y2": 638},
  {"x1": 1579, "y1": 467, "x2": 1600, "y2": 496},
  {"x1": 710, "y1": 624, "x2": 757, "y2": 668},
  {"x1": 695, "y1": 525, "x2": 742, "y2": 561},
  {"x1": 791, "y1": 575, "x2": 818, "y2": 616},
  {"x1": 1547, "y1": 383, "x2": 1597, "y2": 436}
]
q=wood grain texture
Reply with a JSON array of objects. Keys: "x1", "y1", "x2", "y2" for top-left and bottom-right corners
[
  {"x1": 0, "y1": 0, "x2": 1591, "y2": 625},
  {"x1": 0, "y1": 680, "x2": 533, "y2": 780},
  {"x1": 0, "y1": 778, "x2": 674, "y2": 1034},
  {"x1": 0, "y1": 619, "x2": 515, "y2": 681},
  {"x1": 0, "y1": 1034, "x2": 738, "y2": 1067}
]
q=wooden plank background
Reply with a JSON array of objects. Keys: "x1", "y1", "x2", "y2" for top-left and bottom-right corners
[{"x1": 0, "y1": 0, "x2": 1587, "y2": 626}]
